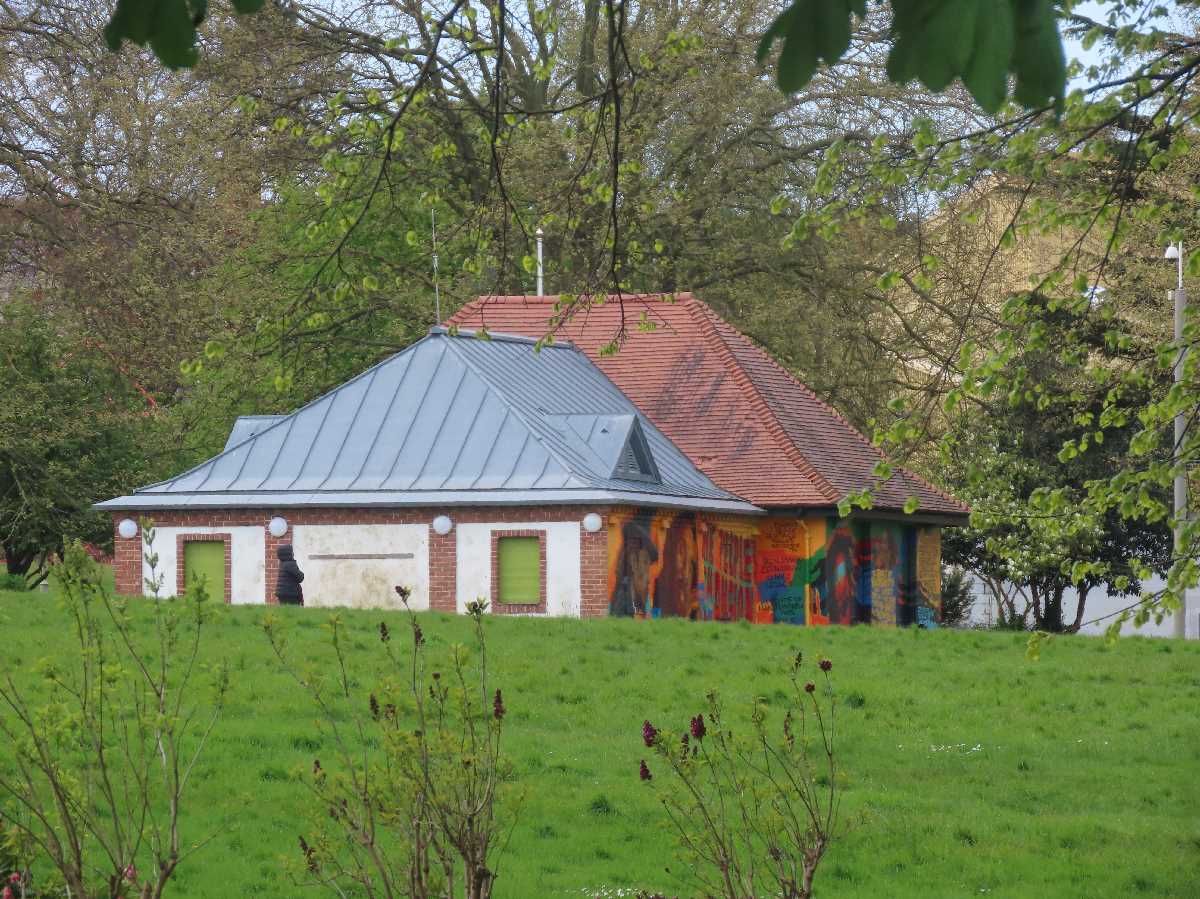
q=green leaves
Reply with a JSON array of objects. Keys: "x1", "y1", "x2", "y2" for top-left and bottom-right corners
[
  {"x1": 756, "y1": 0, "x2": 866, "y2": 93},
  {"x1": 105, "y1": 0, "x2": 263, "y2": 69},
  {"x1": 758, "y1": 0, "x2": 1066, "y2": 114}
]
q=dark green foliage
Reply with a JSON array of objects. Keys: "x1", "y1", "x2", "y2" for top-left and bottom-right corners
[
  {"x1": 939, "y1": 566, "x2": 975, "y2": 628},
  {"x1": 0, "y1": 573, "x2": 28, "y2": 592},
  {"x1": 0, "y1": 302, "x2": 173, "y2": 576},
  {"x1": 105, "y1": 0, "x2": 262, "y2": 68},
  {"x1": 759, "y1": 0, "x2": 1066, "y2": 113}
]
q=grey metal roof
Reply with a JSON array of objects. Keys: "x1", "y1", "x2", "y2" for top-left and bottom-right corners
[
  {"x1": 223, "y1": 415, "x2": 286, "y2": 451},
  {"x1": 98, "y1": 329, "x2": 761, "y2": 514}
]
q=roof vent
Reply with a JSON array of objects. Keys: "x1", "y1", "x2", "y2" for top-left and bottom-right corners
[{"x1": 612, "y1": 417, "x2": 660, "y2": 483}]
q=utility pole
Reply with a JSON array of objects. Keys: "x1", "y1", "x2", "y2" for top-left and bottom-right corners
[{"x1": 1166, "y1": 241, "x2": 1188, "y2": 638}]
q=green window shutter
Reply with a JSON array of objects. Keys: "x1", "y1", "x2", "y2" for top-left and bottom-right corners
[
  {"x1": 183, "y1": 540, "x2": 225, "y2": 599},
  {"x1": 498, "y1": 537, "x2": 540, "y2": 604}
]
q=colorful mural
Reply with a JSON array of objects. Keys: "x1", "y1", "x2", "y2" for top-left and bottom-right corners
[
  {"x1": 607, "y1": 510, "x2": 943, "y2": 627},
  {"x1": 697, "y1": 517, "x2": 760, "y2": 622},
  {"x1": 916, "y1": 526, "x2": 942, "y2": 627},
  {"x1": 754, "y1": 517, "x2": 822, "y2": 625}
]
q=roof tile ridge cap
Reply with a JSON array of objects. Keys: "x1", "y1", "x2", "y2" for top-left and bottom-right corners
[
  {"x1": 684, "y1": 298, "x2": 840, "y2": 503},
  {"x1": 439, "y1": 334, "x2": 608, "y2": 488},
  {"x1": 714, "y1": 317, "x2": 968, "y2": 513}
]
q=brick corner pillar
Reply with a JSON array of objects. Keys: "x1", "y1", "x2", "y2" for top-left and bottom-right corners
[
  {"x1": 427, "y1": 515, "x2": 457, "y2": 613},
  {"x1": 578, "y1": 511, "x2": 610, "y2": 618},
  {"x1": 263, "y1": 514, "x2": 285, "y2": 605},
  {"x1": 112, "y1": 514, "x2": 143, "y2": 597}
]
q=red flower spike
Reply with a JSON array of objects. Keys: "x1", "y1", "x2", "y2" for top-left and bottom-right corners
[
  {"x1": 819, "y1": 658, "x2": 832, "y2": 672},
  {"x1": 690, "y1": 714, "x2": 707, "y2": 741},
  {"x1": 804, "y1": 682, "x2": 816, "y2": 693},
  {"x1": 642, "y1": 719, "x2": 658, "y2": 747},
  {"x1": 639, "y1": 759, "x2": 652, "y2": 781}
]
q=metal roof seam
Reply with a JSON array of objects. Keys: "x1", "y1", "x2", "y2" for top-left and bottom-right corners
[
  {"x1": 466, "y1": 406, "x2": 512, "y2": 489},
  {"x1": 414, "y1": 372, "x2": 489, "y2": 489},
  {"x1": 314, "y1": 366, "x2": 381, "y2": 490},
  {"x1": 281, "y1": 366, "x2": 343, "y2": 492},
  {"x1": 381, "y1": 348, "x2": 467, "y2": 488},
  {"x1": 349, "y1": 345, "x2": 420, "y2": 485},
  {"x1": 440, "y1": 334, "x2": 594, "y2": 491}
]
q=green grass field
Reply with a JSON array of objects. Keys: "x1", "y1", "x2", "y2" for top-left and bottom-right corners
[{"x1": 1, "y1": 579, "x2": 1198, "y2": 898}]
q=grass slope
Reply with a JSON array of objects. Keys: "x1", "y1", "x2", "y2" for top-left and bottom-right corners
[{"x1": 1, "y1": 584, "x2": 1198, "y2": 898}]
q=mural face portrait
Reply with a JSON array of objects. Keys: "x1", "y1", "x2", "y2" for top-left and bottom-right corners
[
  {"x1": 654, "y1": 516, "x2": 696, "y2": 618},
  {"x1": 609, "y1": 517, "x2": 659, "y2": 617},
  {"x1": 823, "y1": 526, "x2": 858, "y2": 625}
]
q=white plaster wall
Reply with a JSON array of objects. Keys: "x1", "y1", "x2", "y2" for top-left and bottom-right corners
[
  {"x1": 964, "y1": 573, "x2": 1199, "y2": 639},
  {"x1": 142, "y1": 526, "x2": 266, "y2": 604},
  {"x1": 455, "y1": 522, "x2": 581, "y2": 617},
  {"x1": 292, "y1": 524, "x2": 430, "y2": 610}
]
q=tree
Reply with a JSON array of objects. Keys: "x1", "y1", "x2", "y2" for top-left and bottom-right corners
[
  {"x1": 0, "y1": 302, "x2": 172, "y2": 579},
  {"x1": 103, "y1": 0, "x2": 1070, "y2": 119},
  {"x1": 941, "y1": 331, "x2": 1172, "y2": 633}
]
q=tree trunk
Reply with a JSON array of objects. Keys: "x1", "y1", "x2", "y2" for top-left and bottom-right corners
[
  {"x1": 4, "y1": 545, "x2": 35, "y2": 577},
  {"x1": 1065, "y1": 586, "x2": 1090, "y2": 634},
  {"x1": 1038, "y1": 586, "x2": 1066, "y2": 632}
]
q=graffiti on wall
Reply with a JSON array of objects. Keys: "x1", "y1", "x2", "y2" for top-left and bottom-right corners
[
  {"x1": 697, "y1": 518, "x2": 760, "y2": 621},
  {"x1": 608, "y1": 510, "x2": 699, "y2": 618},
  {"x1": 608, "y1": 511, "x2": 756, "y2": 620},
  {"x1": 916, "y1": 527, "x2": 941, "y2": 627},
  {"x1": 755, "y1": 517, "x2": 823, "y2": 625},
  {"x1": 609, "y1": 510, "x2": 942, "y2": 627}
]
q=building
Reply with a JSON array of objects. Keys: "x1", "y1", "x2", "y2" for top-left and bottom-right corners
[
  {"x1": 449, "y1": 293, "x2": 969, "y2": 625},
  {"x1": 100, "y1": 293, "x2": 969, "y2": 625},
  {"x1": 98, "y1": 328, "x2": 758, "y2": 613}
]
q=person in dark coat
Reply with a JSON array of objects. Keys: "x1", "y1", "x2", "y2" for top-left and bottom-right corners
[{"x1": 275, "y1": 544, "x2": 305, "y2": 606}]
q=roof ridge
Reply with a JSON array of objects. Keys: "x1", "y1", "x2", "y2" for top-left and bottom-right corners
[
  {"x1": 706, "y1": 309, "x2": 969, "y2": 514},
  {"x1": 439, "y1": 334, "x2": 609, "y2": 488},
  {"x1": 682, "y1": 298, "x2": 840, "y2": 503}
]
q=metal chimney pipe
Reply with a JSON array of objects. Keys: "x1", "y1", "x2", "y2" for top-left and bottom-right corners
[{"x1": 536, "y1": 227, "x2": 544, "y2": 296}]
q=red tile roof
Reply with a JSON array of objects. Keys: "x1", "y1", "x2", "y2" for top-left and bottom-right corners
[{"x1": 448, "y1": 293, "x2": 968, "y2": 516}]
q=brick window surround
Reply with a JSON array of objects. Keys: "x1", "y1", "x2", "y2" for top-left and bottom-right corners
[
  {"x1": 489, "y1": 529, "x2": 547, "y2": 614},
  {"x1": 175, "y1": 533, "x2": 233, "y2": 603}
]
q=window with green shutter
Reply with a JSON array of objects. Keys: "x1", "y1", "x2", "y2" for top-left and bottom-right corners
[{"x1": 497, "y1": 536, "x2": 540, "y2": 604}]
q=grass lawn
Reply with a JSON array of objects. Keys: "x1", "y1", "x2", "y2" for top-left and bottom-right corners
[{"x1": 1, "y1": 578, "x2": 1198, "y2": 898}]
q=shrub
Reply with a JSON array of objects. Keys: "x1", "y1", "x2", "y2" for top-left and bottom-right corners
[
  {"x1": 641, "y1": 653, "x2": 842, "y2": 899},
  {"x1": 0, "y1": 533, "x2": 226, "y2": 898},
  {"x1": 0, "y1": 574, "x2": 27, "y2": 592},
  {"x1": 264, "y1": 593, "x2": 511, "y2": 899},
  {"x1": 940, "y1": 566, "x2": 975, "y2": 628}
]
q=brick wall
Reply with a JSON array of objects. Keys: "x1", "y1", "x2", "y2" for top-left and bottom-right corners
[{"x1": 110, "y1": 505, "x2": 612, "y2": 615}]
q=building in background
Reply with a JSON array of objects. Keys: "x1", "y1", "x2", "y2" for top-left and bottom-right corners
[
  {"x1": 451, "y1": 292, "x2": 969, "y2": 625},
  {"x1": 99, "y1": 293, "x2": 969, "y2": 624}
]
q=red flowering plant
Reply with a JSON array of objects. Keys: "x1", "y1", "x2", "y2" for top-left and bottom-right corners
[
  {"x1": 263, "y1": 592, "x2": 513, "y2": 899},
  {"x1": 639, "y1": 653, "x2": 840, "y2": 899}
]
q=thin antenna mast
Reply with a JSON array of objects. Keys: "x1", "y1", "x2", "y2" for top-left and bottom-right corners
[
  {"x1": 536, "y1": 227, "x2": 544, "y2": 296},
  {"x1": 432, "y1": 208, "x2": 441, "y2": 324}
]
